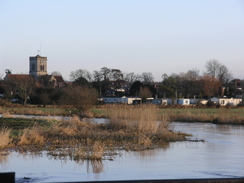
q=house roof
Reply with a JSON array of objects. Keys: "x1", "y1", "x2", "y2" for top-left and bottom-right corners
[
  {"x1": 30, "y1": 55, "x2": 47, "y2": 59},
  {"x1": 4, "y1": 74, "x2": 35, "y2": 83},
  {"x1": 38, "y1": 75, "x2": 53, "y2": 81},
  {"x1": 53, "y1": 75, "x2": 64, "y2": 82}
]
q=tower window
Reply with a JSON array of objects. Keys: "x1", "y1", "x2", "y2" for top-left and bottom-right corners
[
  {"x1": 40, "y1": 65, "x2": 44, "y2": 71},
  {"x1": 32, "y1": 64, "x2": 35, "y2": 71}
]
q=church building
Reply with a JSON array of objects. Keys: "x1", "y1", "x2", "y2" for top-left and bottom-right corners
[
  {"x1": 29, "y1": 55, "x2": 47, "y2": 77},
  {"x1": 4, "y1": 54, "x2": 64, "y2": 88}
]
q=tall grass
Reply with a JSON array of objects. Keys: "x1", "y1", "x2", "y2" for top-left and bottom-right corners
[
  {"x1": 1, "y1": 106, "x2": 70, "y2": 116},
  {"x1": 34, "y1": 106, "x2": 185, "y2": 159},
  {"x1": 163, "y1": 108, "x2": 244, "y2": 124},
  {"x1": 0, "y1": 128, "x2": 12, "y2": 149},
  {"x1": 106, "y1": 105, "x2": 183, "y2": 148},
  {"x1": 18, "y1": 125, "x2": 45, "y2": 146},
  {"x1": 0, "y1": 106, "x2": 188, "y2": 160},
  {"x1": 107, "y1": 105, "x2": 168, "y2": 134},
  {"x1": 1, "y1": 112, "x2": 14, "y2": 118}
]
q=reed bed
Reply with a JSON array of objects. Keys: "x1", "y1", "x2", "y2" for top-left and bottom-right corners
[
  {"x1": 1, "y1": 112, "x2": 14, "y2": 118},
  {"x1": 0, "y1": 128, "x2": 12, "y2": 149},
  {"x1": 0, "y1": 105, "x2": 188, "y2": 160},
  {"x1": 164, "y1": 108, "x2": 244, "y2": 124},
  {"x1": 1, "y1": 105, "x2": 243, "y2": 161},
  {"x1": 106, "y1": 105, "x2": 186, "y2": 147},
  {"x1": 18, "y1": 125, "x2": 45, "y2": 146}
]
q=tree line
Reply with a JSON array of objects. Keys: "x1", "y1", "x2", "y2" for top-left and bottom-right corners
[
  {"x1": 61, "y1": 59, "x2": 239, "y2": 99},
  {"x1": 0, "y1": 59, "x2": 243, "y2": 114}
]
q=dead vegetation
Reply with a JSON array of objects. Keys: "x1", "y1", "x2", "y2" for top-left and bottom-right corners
[
  {"x1": 0, "y1": 105, "x2": 188, "y2": 160},
  {"x1": 0, "y1": 128, "x2": 12, "y2": 149},
  {"x1": 167, "y1": 108, "x2": 244, "y2": 124}
]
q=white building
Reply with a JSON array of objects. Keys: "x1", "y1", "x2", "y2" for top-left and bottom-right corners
[
  {"x1": 176, "y1": 99, "x2": 190, "y2": 105},
  {"x1": 101, "y1": 96, "x2": 141, "y2": 104},
  {"x1": 210, "y1": 97, "x2": 242, "y2": 106},
  {"x1": 151, "y1": 99, "x2": 168, "y2": 105}
]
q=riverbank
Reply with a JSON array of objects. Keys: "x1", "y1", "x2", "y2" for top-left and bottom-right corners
[
  {"x1": 1, "y1": 105, "x2": 244, "y2": 124},
  {"x1": 3, "y1": 122, "x2": 244, "y2": 182}
]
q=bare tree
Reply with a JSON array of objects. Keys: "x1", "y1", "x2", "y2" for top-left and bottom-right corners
[
  {"x1": 205, "y1": 59, "x2": 232, "y2": 83},
  {"x1": 125, "y1": 72, "x2": 138, "y2": 84},
  {"x1": 139, "y1": 86, "x2": 152, "y2": 102},
  {"x1": 110, "y1": 69, "x2": 123, "y2": 81},
  {"x1": 93, "y1": 70, "x2": 103, "y2": 82},
  {"x1": 200, "y1": 75, "x2": 221, "y2": 99},
  {"x1": 185, "y1": 68, "x2": 200, "y2": 81},
  {"x1": 51, "y1": 71, "x2": 62, "y2": 76},
  {"x1": 70, "y1": 69, "x2": 92, "y2": 82},
  {"x1": 205, "y1": 59, "x2": 221, "y2": 78},
  {"x1": 61, "y1": 85, "x2": 98, "y2": 116},
  {"x1": 5, "y1": 75, "x2": 35, "y2": 105},
  {"x1": 92, "y1": 70, "x2": 103, "y2": 96},
  {"x1": 218, "y1": 65, "x2": 232, "y2": 83},
  {"x1": 100, "y1": 67, "x2": 110, "y2": 81},
  {"x1": 141, "y1": 72, "x2": 154, "y2": 83}
]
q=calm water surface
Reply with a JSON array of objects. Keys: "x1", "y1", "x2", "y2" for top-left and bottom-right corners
[{"x1": 0, "y1": 122, "x2": 243, "y2": 182}]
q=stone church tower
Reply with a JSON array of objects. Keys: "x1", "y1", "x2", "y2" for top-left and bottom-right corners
[{"x1": 29, "y1": 55, "x2": 47, "y2": 77}]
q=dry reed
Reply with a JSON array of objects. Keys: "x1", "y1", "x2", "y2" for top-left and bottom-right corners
[
  {"x1": 0, "y1": 106, "x2": 188, "y2": 160},
  {"x1": 18, "y1": 125, "x2": 45, "y2": 145},
  {"x1": 1, "y1": 112, "x2": 14, "y2": 118},
  {"x1": 106, "y1": 105, "x2": 180, "y2": 148},
  {"x1": 91, "y1": 141, "x2": 104, "y2": 159},
  {"x1": 0, "y1": 128, "x2": 12, "y2": 149},
  {"x1": 214, "y1": 110, "x2": 244, "y2": 124}
]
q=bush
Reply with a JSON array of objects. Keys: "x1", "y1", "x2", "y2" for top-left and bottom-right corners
[
  {"x1": 206, "y1": 100, "x2": 216, "y2": 107},
  {"x1": 60, "y1": 85, "x2": 98, "y2": 116},
  {"x1": 0, "y1": 99, "x2": 13, "y2": 107}
]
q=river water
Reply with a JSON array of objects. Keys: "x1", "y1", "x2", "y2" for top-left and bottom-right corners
[{"x1": 0, "y1": 121, "x2": 243, "y2": 182}]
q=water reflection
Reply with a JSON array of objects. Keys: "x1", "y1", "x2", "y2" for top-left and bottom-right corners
[
  {"x1": 0, "y1": 122, "x2": 243, "y2": 182},
  {"x1": 88, "y1": 160, "x2": 104, "y2": 174},
  {"x1": 0, "y1": 113, "x2": 108, "y2": 124},
  {"x1": 0, "y1": 151, "x2": 9, "y2": 167}
]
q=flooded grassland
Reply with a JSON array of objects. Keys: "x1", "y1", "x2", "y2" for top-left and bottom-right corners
[
  {"x1": 0, "y1": 106, "x2": 189, "y2": 161},
  {"x1": 1, "y1": 122, "x2": 243, "y2": 182}
]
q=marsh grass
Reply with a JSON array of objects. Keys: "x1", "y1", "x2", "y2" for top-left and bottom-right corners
[
  {"x1": 1, "y1": 105, "x2": 243, "y2": 160},
  {"x1": 1, "y1": 106, "x2": 70, "y2": 116},
  {"x1": 105, "y1": 105, "x2": 185, "y2": 149},
  {"x1": 18, "y1": 125, "x2": 45, "y2": 146},
  {"x1": 0, "y1": 106, "x2": 187, "y2": 159},
  {"x1": 163, "y1": 108, "x2": 244, "y2": 124},
  {"x1": 0, "y1": 117, "x2": 52, "y2": 130},
  {"x1": 0, "y1": 128, "x2": 12, "y2": 149},
  {"x1": 1, "y1": 112, "x2": 14, "y2": 118}
]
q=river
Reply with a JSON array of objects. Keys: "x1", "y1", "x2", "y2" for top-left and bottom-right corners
[{"x1": 0, "y1": 121, "x2": 243, "y2": 182}]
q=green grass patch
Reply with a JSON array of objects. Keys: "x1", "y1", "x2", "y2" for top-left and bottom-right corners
[
  {"x1": 0, "y1": 117, "x2": 51, "y2": 130},
  {"x1": 1, "y1": 107, "x2": 70, "y2": 116}
]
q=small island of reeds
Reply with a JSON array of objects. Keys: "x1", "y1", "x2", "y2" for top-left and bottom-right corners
[{"x1": 0, "y1": 105, "x2": 188, "y2": 160}]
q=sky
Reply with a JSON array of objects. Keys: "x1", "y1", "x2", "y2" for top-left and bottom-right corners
[{"x1": 1, "y1": 0, "x2": 244, "y2": 81}]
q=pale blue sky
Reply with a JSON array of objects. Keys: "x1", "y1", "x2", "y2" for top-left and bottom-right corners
[{"x1": 1, "y1": 0, "x2": 244, "y2": 81}]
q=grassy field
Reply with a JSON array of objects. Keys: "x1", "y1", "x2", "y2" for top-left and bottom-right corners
[
  {"x1": 90, "y1": 106, "x2": 244, "y2": 124},
  {"x1": 0, "y1": 106, "x2": 70, "y2": 116},
  {"x1": 1, "y1": 105, "x2": 244, "y2": 124}
]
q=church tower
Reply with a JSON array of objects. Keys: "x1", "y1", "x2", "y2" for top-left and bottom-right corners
[{"x1": 29, "y1": 55, "x2": 47, "y2": 77}]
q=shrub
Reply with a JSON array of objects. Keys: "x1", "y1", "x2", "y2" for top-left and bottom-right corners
[{"x1": 206, "y1": 100, "x2": 216, "y2": 107}]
